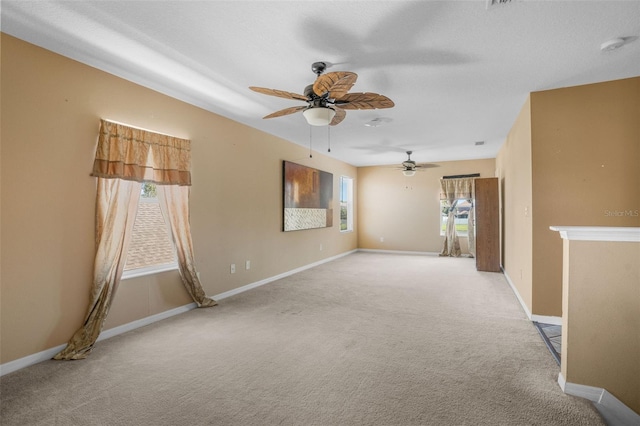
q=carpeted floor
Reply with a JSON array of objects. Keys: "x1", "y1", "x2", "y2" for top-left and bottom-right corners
[{"x1": 0, "y1": 252, "x2": 605, "y2": 425}]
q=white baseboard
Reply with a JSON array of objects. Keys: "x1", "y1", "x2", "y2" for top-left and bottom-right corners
[
  {"x1": 213, "y1": 249, "x2": 357, "y2": 300},
  {"x1": 357, "y1": 249, "x2": 440, "y2": 256},
  {"x1": 501, "y1": 268, "x2": 533, "y2": 320},
  {"x1": 0, "y1": 250, "x2": 357, "y2": 376},
  {"x1": 598, "y1": 389, "x2": 640, "y2": 425},
  {"x1": 558, "y1": 373, "x2": 605, "y2": 401},
  {"x1": 501, "y1": 269, "x2": 563, "y2": 326},
  {"x1": 531, "y1": 314, "x2": 562, "y2": 326},
  {"x1": 558, "y1": 373, "x2": 640, "y2": 425},
  {"x1": 96, "y1": 303, "x2": 197, "y2": 342},
  {"x1": 0, "y1": 344, "x2": 67, "y2": 377},
  {"x1": 0, "y1": 303, "x2": 198, "y2": 377}
]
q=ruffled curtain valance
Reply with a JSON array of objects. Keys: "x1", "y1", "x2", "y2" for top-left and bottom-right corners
[
  {"x1": 91, "y1": 119, "x2": 192, "y2": 186},
  {"x1": 439, "y1": 177, "x2": 475, "y2": 200}
]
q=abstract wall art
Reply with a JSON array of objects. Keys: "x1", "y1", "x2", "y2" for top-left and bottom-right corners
[{"x1": 283, "y1": 161, "x2": 333, "y2": 232}]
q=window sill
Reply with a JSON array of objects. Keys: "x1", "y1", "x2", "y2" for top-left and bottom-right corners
[{"x1": 121, "y1": 263, "x2": 179, "y2": 280}]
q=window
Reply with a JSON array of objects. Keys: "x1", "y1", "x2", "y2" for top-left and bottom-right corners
[
  {"x1": 340, "y1": 176, "x2": 354, "y2": 232},
  {"x1": 440, "y1": 198, "x2": 472, "y2": 237},
  {"x1": 122, "y1": 183, "x2": 178, "y2": 278}
]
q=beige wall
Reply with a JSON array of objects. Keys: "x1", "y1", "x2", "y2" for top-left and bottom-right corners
[
  {"x1": 0, "y1": 34, "x2": 357, "y2": 364},
  {"x1": 357, "y1": 158, "x2": 495, "y2": 253},
  {"x1": 530, "y1": 78, "x2": 640, "y2": 316},
  {"x1": 496, "y1": 97, "x2": 533, "y2": 311},
  {"x1": 561, "y1": 239, "x2": 640, "y2": 413},
  {"x1": 497, "y1": 78, "x2": 640, "y2": 317},
  {"x1": 3, "y1": 31, "x2": 639, "y2": 395}
]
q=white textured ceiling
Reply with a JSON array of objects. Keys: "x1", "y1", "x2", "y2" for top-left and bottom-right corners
[{"x1": 2, "y1": 1, "x2": 639, "y2": 167}]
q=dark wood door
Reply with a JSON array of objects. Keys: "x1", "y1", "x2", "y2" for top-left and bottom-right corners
[{"x1": 475, "y1": 178, "x2": 501, "y2": 272}]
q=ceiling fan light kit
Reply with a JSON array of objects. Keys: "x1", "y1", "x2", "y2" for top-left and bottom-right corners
[
  {"x1": 302, "y1": 107, "x2": 336, "y2": 126},
  {"x1": 401, "y1": 151, "x2": 418, "y2": 177},
  {"x1": 395, "y1": 151, "x2": 439, "y2": 176}
]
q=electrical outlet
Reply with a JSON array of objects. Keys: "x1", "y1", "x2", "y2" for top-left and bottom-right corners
[
  {"x1": 319, "y1": 244, "x2": 323, "y2": 251},
  {"x1": 380, "y1": 237, "x2": 384, "y2": 242},
  {"x1": 230, "y1": 264, "x2": 236, "y2": 274},
  {"x1": 245, "y1": 260, "x2": 250, "y2": 270}
]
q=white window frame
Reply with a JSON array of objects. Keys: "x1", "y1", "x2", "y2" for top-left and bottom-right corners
[
  {"x1": 340, "y1": 176, "x2": 354, "y2": 233},
  {"x1": 121, "y1": 263, "x2": 179, "y2": 280}
]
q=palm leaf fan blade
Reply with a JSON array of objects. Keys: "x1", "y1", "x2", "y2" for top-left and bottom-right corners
[
  {"x1": 330, "y1": 108, "x2": 346, "y2": 126},
  {"x1": 263, "y1": 106, "x2": 307, "y2": 119},
  {"x1": 249, "y1": 86, "x2": 308, "y2": 101},
  {"x1": 313, "y1": 72, "x2": 357, "y2": 97},
  {"x1": 335, "y1": 92, "x2": 395, "y2": 110}
]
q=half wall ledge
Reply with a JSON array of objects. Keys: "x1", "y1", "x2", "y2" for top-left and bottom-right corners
[
  {"x1": 550, "y1": 225, "x2": 640, "y2": 423},
  {"x1": 549, "y1": 226, "x2": 640, "y2": 242}
]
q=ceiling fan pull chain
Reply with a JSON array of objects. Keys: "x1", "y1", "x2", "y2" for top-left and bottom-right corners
[
  {"x1": 309, "y1": 125, "x2": 313, "y2": 158},
  {"x1": 327, "y1": 125, "x2": 331, "y2": 153}
]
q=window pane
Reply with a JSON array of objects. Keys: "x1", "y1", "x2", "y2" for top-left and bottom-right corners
[
  {"x1": 124, "y1": 184, "x2": 176, "y2": 271},
  {"x1": 141, "y1": 182, "x2": 157, "y2": 198},
  {"x1": 340, "y1": 177, "x2": 353, "y2": 232},
  {"x1": 440, "y1": 198, "x2": 470, "y2": 237}
]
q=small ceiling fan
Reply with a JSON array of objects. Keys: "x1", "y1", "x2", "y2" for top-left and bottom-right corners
[
  {"x1": 249, "y1": 62, "x2": 394, "y2": 126},
  {"x1": 396, "y1": 151, "x2": 439, "y2": 176}
]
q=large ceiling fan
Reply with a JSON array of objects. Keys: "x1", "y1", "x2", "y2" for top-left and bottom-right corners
[
  {"x1": 397, "y1": 151, "x2": 439, "y2": 176},
  {"x1": 249, "y1": 62, "x2": 394, "y2": 126}
]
